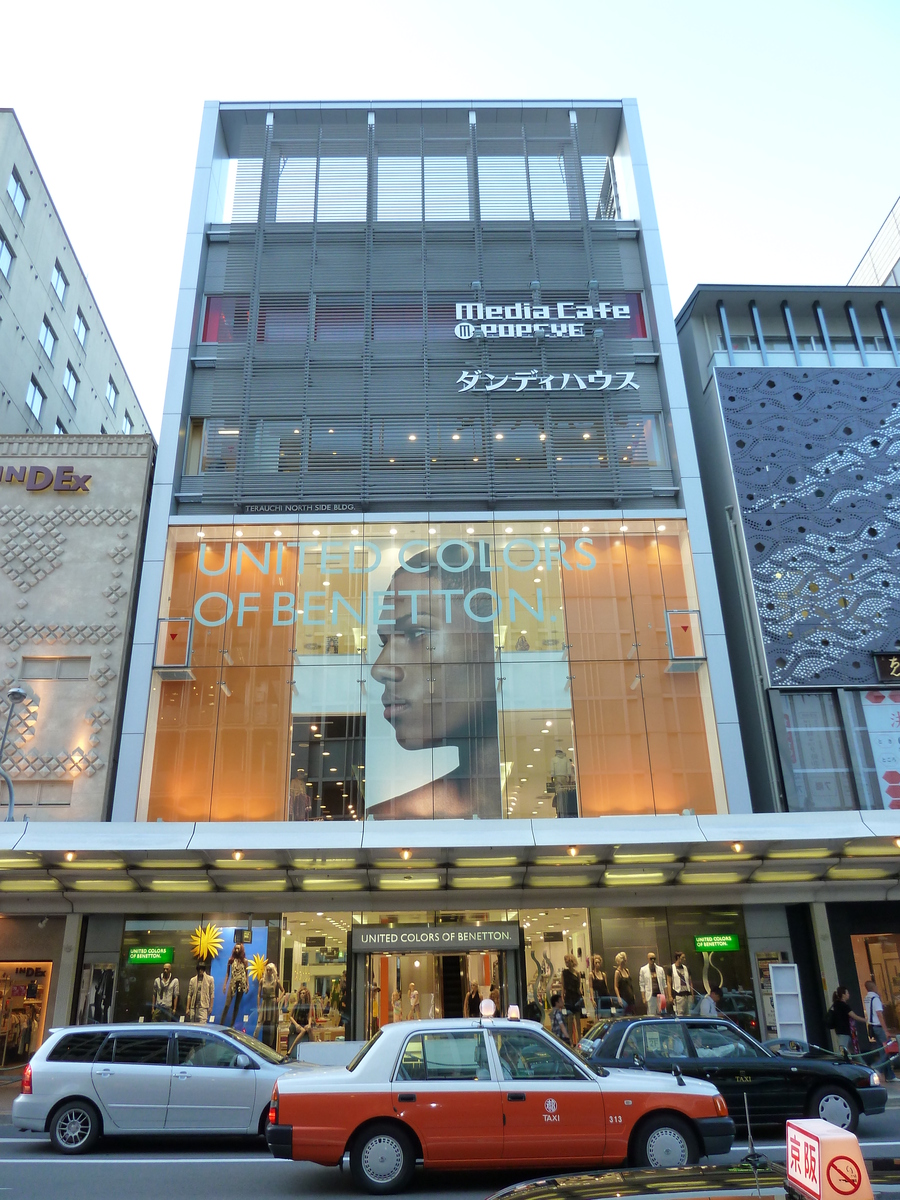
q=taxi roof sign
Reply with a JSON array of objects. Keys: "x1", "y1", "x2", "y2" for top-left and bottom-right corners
[{"x1": 786, "y1": 1120, "x2": 873, "y2": 1200}]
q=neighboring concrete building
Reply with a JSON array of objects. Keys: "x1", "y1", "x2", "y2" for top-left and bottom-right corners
[
  {"x1": 850, "y1": 195, "x2": 900, "y2": 287},
  {"x1": 0, "y1": 433, "x2": 154, "y2": 1048},
  {"x1": 677, "y1": 284, "x2": 900, "y2": 1041},
  {"x1": 0, "y1": 110, "x2": 152, "y2": 438}
]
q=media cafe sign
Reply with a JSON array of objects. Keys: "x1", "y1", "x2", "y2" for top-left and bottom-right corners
[
  {"x1": 352, "y1": 924, "x2": 520, "y2": 954},
  {"x1": 454, "y1": 294, "x2": 642, "y2": 341},
  {"x1": 0, "y1": 464, "x2": 91, "y2": 493}
]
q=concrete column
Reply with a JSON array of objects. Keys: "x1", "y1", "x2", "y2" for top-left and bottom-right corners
[
  {"x1": 810, "y1": 902, "x2": 839, "y2": 1003},
  {"x1": 51, "y1": 914, "x2": 83, "y2": 1027}
]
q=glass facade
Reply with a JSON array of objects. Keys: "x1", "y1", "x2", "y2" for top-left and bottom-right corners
[
  {"x1": 774, "y1": 687, "x2": 900, "y2": 811},
  {"x1": 141, "y1": 517, "x2": 724, "y2": 822}
]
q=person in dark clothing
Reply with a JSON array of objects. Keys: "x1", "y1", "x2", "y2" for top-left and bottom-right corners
[
  {"x1": 562, "y1": 954, "x2": 584, "y2": 1042},
  {"x1": 828, "y1": 986, "x2": 866, "y2": 1053},
  {"x1": 288, "y1": 984, "x2": 313, "y2": 1055}
]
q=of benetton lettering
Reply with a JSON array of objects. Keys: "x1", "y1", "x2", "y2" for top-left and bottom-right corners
[{"x1": 0, "y1": 464, "x2": 91, "y2": 492}]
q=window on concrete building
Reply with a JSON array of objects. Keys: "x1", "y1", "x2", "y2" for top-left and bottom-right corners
[
  {"x1": 106, "y1": 377, "x2": 118, "y2": 410},
  {"x1": 25, "y1": 377, "x2": 45, "y2": 421},
  {"x1": 54, "y1": 418, "x2": 66, "y2": 434},
  {"x1": 6, "y1": 168, "x2": 27, "y2": 218},
  {"x1": 776, "y1": 691, "x2": 857, "y2": 811},
  {"x1": 201, "y1": 295, "x2": 250, "y2": 343},
  {"x1": 51, "y1": 260, "x2": 67, "y2": 303},
  {"x1": 38, "y1": 316, "x2": 56, "y2": 361},
  {"x1": 376, "y1": 157, "x2": 422, "y2": 221},
  {"x1": 0, "y1": 228, "x2": 13, "y2": 280},
  {"x1": 63, "y1": 362, "x2": 78, "y2": 402},
  {"x1": 74, "y1": 306, "x2": 88, "y2": 347},
  {"x1": 21, "y1": 656, "x2": 91, "y2": 679},
  {"x1": 122, "y1": 411, "x2": 133, "y2": 435},
  {"x1": 423, "y1": 155, "x2": 470, "y2": 220},
  {"x1": 316, "y1": 156, "x2": 367, "y2": 221},
  {"x1": 477, "y1": 155, "x2": 530, "y2": 219}
]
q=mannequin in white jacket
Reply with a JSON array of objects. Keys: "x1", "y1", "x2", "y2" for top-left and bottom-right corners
[{"x1": 638, "y1": 952, "x2": 670, "y2": 1015}]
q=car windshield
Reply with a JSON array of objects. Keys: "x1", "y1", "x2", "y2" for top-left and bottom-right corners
[
  {"x1": 581, "y1": 1020, "x2": 616, "y2": 1044},
  {"x1": 348, "y1": 1030, "x2": 382, "y2": 1072},
  {"x1": 221, "y1": 1027, "x2": 289, "y2": 1065}
]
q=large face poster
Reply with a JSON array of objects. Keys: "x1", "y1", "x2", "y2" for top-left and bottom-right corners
[{"x1": 144, "y1": 519, "x2": 721, "y2": 822}]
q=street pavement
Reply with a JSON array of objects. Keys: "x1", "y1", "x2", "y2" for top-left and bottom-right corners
[{"x1": 0, "y1": 1081, "x2": 897, "y2": 1200}]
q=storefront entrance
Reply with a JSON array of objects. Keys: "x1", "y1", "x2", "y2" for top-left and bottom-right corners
[{"x1": 350, "y1": 922, "x2": 523, "y2": 1040}]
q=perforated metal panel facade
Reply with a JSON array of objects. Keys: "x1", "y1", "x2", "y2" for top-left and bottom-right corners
[{"x1": 174, "y1": 104, "x2": 677, "y2": 514}]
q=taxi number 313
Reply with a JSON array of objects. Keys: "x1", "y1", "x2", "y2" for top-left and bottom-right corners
[{"x1": 609, "y1": 1115, "x2": 624, "y2": 1124}]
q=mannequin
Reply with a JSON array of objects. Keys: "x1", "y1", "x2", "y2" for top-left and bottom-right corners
[
  {"x1": 590, "y1": 955, "x2": 609, "y2": 1017},
  {"x1": 561, "y1": 954, "x2": 584, "y2": 1041},
  {"x1": 151, "y1": 963, "x2": 179, "y2": 1021},
  {"x1": 407, "y1": 981, "x2": 420, "y2": 1020},
  {"x1": 464, "y1": 980, "x2": 481, "y2": 1017},
  {"x1": 255, "y1": 962, "x2": 284, "y2": 1049},
  {"x1": 287, "y1": 984, "x2": 313, "y2": 1054},
  {"x1": 186, "y1": 960, "x2": 215, "y2": 1024},
  {"x1": 550, "y1": 749, "x2": 577, "y2": 817},
  {"x1": 221, "y1": 943, "x2": 249, "y2": 1027},
  {"x1": 614, "y1": 952, "x2": 635, "y2": 1014},
  {"x1": 391, "y1": 990, "x2": 402, "y2": 1022}
]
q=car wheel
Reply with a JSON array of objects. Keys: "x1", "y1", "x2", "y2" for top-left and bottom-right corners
[
  {"x1": 350, "y1": 1122, "x2": 416, "y2": 1194},
  {"x1": 49, "y1": 1100, "x2": 101, "y2": 1155},
  {"x1": 810, "y1": 1085, "x2": 859, "y2": 1132},
  {"x1": 632, "y1": 1114, "x2": 699, "y2": 1168}
]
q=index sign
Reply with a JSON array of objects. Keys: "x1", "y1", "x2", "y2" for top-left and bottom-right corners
[
  {"x1": 694, "y1": 934, "x2": 740, "y2": 953},
  {"x1": 128, "y1": 947, "x2": 174, "y2": 965}
]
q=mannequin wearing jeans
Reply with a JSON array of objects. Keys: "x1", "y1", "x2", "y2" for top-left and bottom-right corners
[{"x1": 221, "y1": 944, "x2": 249, "y2": 1027}]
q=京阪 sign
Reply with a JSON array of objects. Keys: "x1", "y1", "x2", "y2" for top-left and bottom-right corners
[
  {"x1": 694, "y1": 934, "x2": 740, "y2": 953},
  {"x1": 786, "y1": 1120, "x2": 874, "y2": 1200},
  {"x1": 453, "y1": 294, "x2": 644, "y2": 341},
  {"x1": 0, "y1": 464, "x2": 91, "y2": 493},
  {"x1": 128, "y1": 946, "x2": 174, "y2": 965}
]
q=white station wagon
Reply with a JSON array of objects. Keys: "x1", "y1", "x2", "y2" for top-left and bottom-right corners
[{"x1": 13, "y1": 1023, "x2": 310, "y2": 1153}]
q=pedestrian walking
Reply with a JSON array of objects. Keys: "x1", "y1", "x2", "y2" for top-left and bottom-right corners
[
  {"x1": 864, "y1": 979, "x2": 897, "y2": 1079},
  {"x1": 826, "y1": 986, "x2": 866, "y2": 1053},
  {"x1": 550, "y1": 992, "x2": 570, "y2": 1044}
]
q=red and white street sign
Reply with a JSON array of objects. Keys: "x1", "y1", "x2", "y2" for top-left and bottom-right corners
[{"x1": 786, "y1": 1121, "x2": 873, "y2": 1200}]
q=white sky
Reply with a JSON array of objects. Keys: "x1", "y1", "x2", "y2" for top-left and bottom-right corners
[{"x1": 3, "y1": 0, "x2": 897, "y2": 437}]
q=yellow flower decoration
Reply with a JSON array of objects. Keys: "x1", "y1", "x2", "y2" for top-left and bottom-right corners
[
  {"x1": 248, "y1": 953, "x2": 268, "y2": 983},
  {"x1": 190, "y1": 922, "x2": 224, "y2": 961}
]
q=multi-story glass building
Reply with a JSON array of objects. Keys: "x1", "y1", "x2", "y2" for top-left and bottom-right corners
[
  {"x1": 677, "y1": 284, "x2": 900, "y2": 1044},
  {"x1": 8, "y1": 101, "x2": 867, "y2": 1049}
]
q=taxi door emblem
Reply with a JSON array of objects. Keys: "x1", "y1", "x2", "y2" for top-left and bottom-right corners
[{"x1": 544, "y1": 1098, "x2": 558, "y2": 1114}]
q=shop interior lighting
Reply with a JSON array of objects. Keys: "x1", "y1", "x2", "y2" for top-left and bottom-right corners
[
  {"x1": 373, "y1": 858, "x2": 439, "y2": 870},
  {"x1": 377, "y1": 874, "x2": 442, "y2": 890},
  {"x1": 752, "y1": 868, "x2": 820, "y2": 883},
  {"x1": 234, "y1": 530, "x2": 243, "y2": 537},
  {"x1": 231, "y1": 850, "x2": 244, "y2": 861},
  {"x1": 658, "y1": 524, "x2": 666, "y2": 532},
  {"x1": 292, "y1": 858, "x2": 358, "y2": 871},
  {"x1": 68, "y1": 879, "x2": 138, "y2": 892},
  {"x1": 450, "y1": 875, "x2": 514, "y2": 889},
  {"x1": 689, "y1": 849, "x2": 754, "y2": 862},
  {"x1": 0, "y1": 878, "x2": 62, "y2": 892},
  {"x1": 603, "y1": 869, "x2": 669, "y2": 886},
  {"x1": 731, "y1": 842, "x2": 744, "y2": 853},
  {"x1": 678, "y1": 871, "x2": 746, "y2": 886},
  {"x1": 532, "y1": 873, "x2": 595, "y2": 888},
  {"x1": 453, "y1": 856, "x2": 520, "y2": 868},
  {"x1": 844, "y1": 841, "x2": 900, "y2": 857},
  {"x1": 400, "y1": 849, "x2": 411, "y2": 860},
  {"x1": 533, "y1": 853, "x2": 598, "y2": 866},
  {"x1": 827, "y1": 866, "x2": 891, "y2": 881},
  {"x1": 58, "y1": 857, "x2": 123, "y2": 870},
  {"x1": 766, "y1": 847, "x2": 832, "y2": 859},
  {"x1": 213, "y1": 858, "x2": 280, "y2": 870},
  {"x1": 64, "y1": 851, "x2": 76, "y2": 862},
  {"x1": 147, "y1": 878, "x2": 214, "y2": 892},
  {"x1": 0, "y1": 854, "x2": 41, "y2": 869},
  {"x1": 196, "y1": 531, "x2": 205, "y2": 538},
  {"x1": 222, "y1": 878, "x2": 289, "y2": 892},
  {"x1": 895, "y1": 838, "x2": 900, "y2": 850},
  {"x1": 613, "y1": 851, "x2": 678, "y2": 864},
  {"x1": 567, "y1": 846, "x2": 578, "y2": 857},
  {"x1": 138, "y1": 857, "x2": 205, "y2": 870},
  {"x1": 300, "y1": 878, "x2": 365, "y2": 891},
  {"x1": 273, "y1": 529, "x2": 282, "y2": 537}
]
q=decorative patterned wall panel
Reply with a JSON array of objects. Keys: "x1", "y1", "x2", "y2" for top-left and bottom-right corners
[{"x1": 717, "y1": 367, "x2": 900, "y2": 686}]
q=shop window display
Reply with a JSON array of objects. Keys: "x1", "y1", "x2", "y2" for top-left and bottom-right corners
[
  {"x1": 850, "y1": 933, "x2": 900, "y2": 1034},
  {"x1": 141, "y1": 519, "x2": 725, "y2": 822},
  {"x1": 0, "y1": 962, "x2": 50, "y2": 1065}
]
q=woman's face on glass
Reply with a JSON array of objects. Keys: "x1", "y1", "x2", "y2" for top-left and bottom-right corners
[{"x1": 371, "y1": 573, "x2": 495, "y2": 750}]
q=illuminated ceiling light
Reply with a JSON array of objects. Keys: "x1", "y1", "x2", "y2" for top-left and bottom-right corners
[
  {"x1": 222, "y1": 879, "x2": 289, "y2": 892},
  {"x1": 389, "y1": 528, "x2": 397, "y2": 535},
  {"x1": 400, "y1": 849, "x2": 412, "y2": 860},
  {"x1": 582, "y1": 432, "x2": 590, "y2": 440},
  {"x1": 328, "y1": 429, "x2": 334, "y2": 434},
  {"x1": 378, "y1": 874, "x2": 442, "y2": 890},
  {"x1": 828, "y1": 866, "x2": 891, "y2": 880},
  {"x1": 234, "y1": 529, "x2": 243, "y2": 537},
  {"x1": 0, "y1": 878, "x2": 61, "y2": 893},
  {"x1": 231, "y1": 850, "x2": 244, "y2": 862},
  {"x1": 753, "y1": 868, "x2": 819, "y2": 883},
  {"x1": 452, "y1": 433, "x2": 460, "y2": 441},
  {"x1": 408, "y1": 434, "x2": 417, "y2": 441},
  {"x1": 543, "y1": 525, "x2": 551, "y2": 533},
  {"x1": 495, "y1": 433, "x2": 504, "y2": 440},
  {"x1": 148, "y1": 878, "x2": 214, "y2": 893},
  {"x1": 532, "y1": 873, "x2": 594, "y2": 888},
  {"x1": 453, "y1": 856, "x2": 519, "y2": 868},
  {"x1": 466, "y1": 526, "x2": 475, "y2": 534},
  {"x1": 895, "y1": 838, "x2": 900, "y2": 850},
  {"x1": 293, "y1": 428, "x2": 300, "y2": 434},
  {"x1": 218, "y1": 429, "x2": 239, "y2": 435},
  {"x1": 568, "y1": 846, "x2": 578, "y2": 857},
  {"x1": 64, "y1": 851, "x2": 76, "y2": 862},
  {"x1": 658, "y1": 524, "x2": 666, "y2": 532},
  {"x1": 273, "y1": 529, "x2": 282, "y2": 537},
  {"x1": 351, "y1": 528, "x2": 359, "y2": 535},
  {"x1": 196, "y1": 531, "x2": 205, "y2": 539},
  {"x1": 312, "y1": 528, "x2": 320, "y2": 536},
  {"x1": 68, "y1": 879, "x2": 138, "y2": 892},
  {"x1": 473, "y1": 456, "x2": 479, "y2": 461},
  {"x1": 603, "y1": 869, "x2": 668, "y2": 886},
  {"x1": 539, "y1": 433, "x2": 547, "y2": 441},
  {"x1": 732, "y1": 842, "x2": 744, "y2": 854},
  {"x1": 505, "y1": 526, "x2": 513, "y2": 533},
  {"x1": 545, "y1": 720, "x2": 552, "y2": 727},
  {"x1": 679, "y1": 871, "x2": 746, "y2": 886},
  {"x1": 620, "y1": 525, "x2": 628, "y2": 532},
  {"x1": 581, "y1": 525, "x2": 590, "y2": 532},
  {"x1": 429, "y1": 527, "x2": 437, "y2": 534},
  {"x1": 451, "y1": 875, "x2": 514, "y2": 889},
  {"x1": 310, "y1": 724, "x2": 317, "y2": 731},
  {"x1": 767, "y1": 847, "x2": 831, "y2": 860}
]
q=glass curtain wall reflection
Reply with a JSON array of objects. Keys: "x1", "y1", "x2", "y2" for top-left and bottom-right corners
[{"x1": 140, "y1": 519, "x2": 724, "y2": 822}]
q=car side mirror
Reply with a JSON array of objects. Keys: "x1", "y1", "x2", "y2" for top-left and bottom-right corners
[
  {"x1": 633, "y1": 1052, "x2": 645, "y2": 1068},
  {"x1": 235, "y1": 1053, "x2": 251, "y2": 1069}
]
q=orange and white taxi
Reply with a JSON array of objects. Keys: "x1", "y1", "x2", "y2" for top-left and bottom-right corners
[{"x1": 265, "y1": 1016, "x2": 734, "y2": 1193}]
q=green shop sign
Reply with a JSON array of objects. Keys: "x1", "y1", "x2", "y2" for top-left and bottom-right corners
[
  {"x1": 128, "y1": 946, "x2": 174, "y2": 965},
  {"x1": 694, "y1": 934, "x2": 740, "y2": 953}
]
